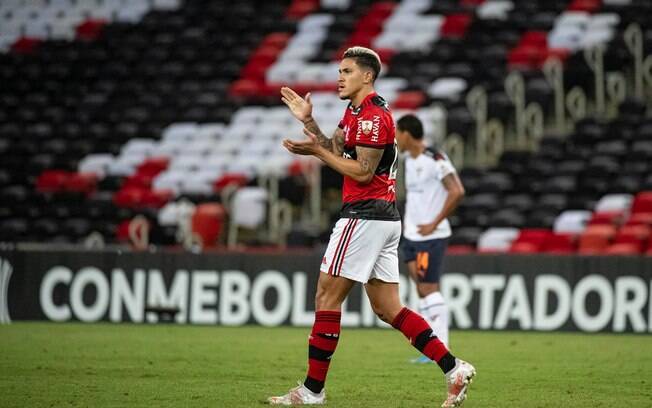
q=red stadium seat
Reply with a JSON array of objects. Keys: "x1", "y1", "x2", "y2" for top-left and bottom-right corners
[
  {"x1": 36, "y1": 170, "x2": 71, "y2": 193},
  {"x1": 626, "y1": 212, "x2": 652, "y2": 226},
  {"x1": 214, "y1": 174, "x2": 250, "y2": 192},
  {"x1": 113, "y1": 187, "x2": 146, "y2": 208},
  {"x1": 614, "y1": 225, "x2": 650, "y2": 252},
  {"x1": 367, "y1": 2, "x2": 396, "y2": 18},
  {"x1": 461, "y1": 0, "x2": 486, "y2": 6},
  {"x1": 588, "y1": 211, "x2": 624, "y2": 226},
  {"x1": 392, "y1": 91, "x2": 426, "y2": 110},
  {"x1": 520, "y1": 31, "x2": 548, "y2": 48},
  {"x1": 604, "y1": 243, "x2": 642, "y2": 255},
  {"x1": 64, "y1": 172, "x2": 98, "y2": 195},
  {"x1": 542, "y1": 233, "x2": 577, "y2": 254},
  {"x1": 508, "y1": 229, "x2": 552, "y2": 252},
  {"x1": 142, "y1": 189, "x2": 173, "y2": 209},
  {"x1": 113, "y1": 188, "x2": 171, "y2": 209},
  {"x1": 261, "y1": 33, "x2": 292, "y2": 49},
  {"x1": 137, "y1": 157, "x2": 169, "y2": 177},
  {"x1": 446, "y1": 245, "x2": 475, "y2": 254},
  {"x1": 229, "y1": 79, "x2": 264, "y2": 98},
  {"x1": 568, "y1": 0, "x2": 601, "y2": 12},
  {"x1": 375, "y1": 48, "x2": 396, "y2": 65},
  {"x1": 286, "y1": 0, "x2": 319, "y2": 20},
  {"x1": 115, "y1": 220, "x2": 132, "y2": 242},
  {"x1": 191, "y1": 203, "x2": 226, "y2": 247},
  {"x1": 240, "y1": 62, "x2": 273, "y2": 81},
  {"x1": 508, "y1": 31, "x2": 569, "y2": 69},
  {"x1": 76, "y1": 19, "x2": 107, "y2": 41},
  {"x1": 509, "y1": 241, "x2": 540, "y2": 253},
  {"x1": 123, "y1": 173, "x2": 154, "y2": 189},
  {"x1": 631, "y1": 191, "x2": 652, "y2": 214},
  {"x1": 578, "y1": 225, "x2": 617, "y2": 254},
  {"x1": 441, "y1": 14, "x2": 472, "y2": 38},
  {"x1": 11, "y1": 37, "x2": 41, "y2": 54}
]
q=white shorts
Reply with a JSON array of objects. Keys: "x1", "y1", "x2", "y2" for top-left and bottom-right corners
[{"x1": 320, "y1": 218, "x2": 402, "y2": 283}]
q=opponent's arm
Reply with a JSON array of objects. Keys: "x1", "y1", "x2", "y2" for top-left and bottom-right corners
[{"x1": 417, "y1": 172, "x2": 465, "y2": 235}]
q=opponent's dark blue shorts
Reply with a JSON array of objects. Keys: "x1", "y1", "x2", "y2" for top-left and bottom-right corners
[{"x1": 401, "y1": 237, "x2": 449, "y2": 283}]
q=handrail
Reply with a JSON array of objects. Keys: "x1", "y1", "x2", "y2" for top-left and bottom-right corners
[
  {"x1": 543, "y1": 58, "x2": 566, "y2": 134},
  {"x1": 584, "y1": 44, "x2": 606, "y2": 117},
  {"x1": 443, "y1": 133, "x2": 465, "y2": 168},
  {"x1": 624, "y1": 23, "x2": 644, "y2": 101}
]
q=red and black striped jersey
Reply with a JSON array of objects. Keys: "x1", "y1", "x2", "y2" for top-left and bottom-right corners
[{"x1": 337, "y1": 92, "x2": 400, "y2": 221}]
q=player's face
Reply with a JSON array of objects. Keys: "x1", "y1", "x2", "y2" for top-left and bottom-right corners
[{"x1": 337, "y1": 58, "x2": 366, "y2": 100}]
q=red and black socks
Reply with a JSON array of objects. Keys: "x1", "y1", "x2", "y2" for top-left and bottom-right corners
[
  {"x1": 392, "y1": 307, "x2": 456, "y2": 373},
  {"x1": 304, "y1": 310, "x2": 341, "y2": 394}
]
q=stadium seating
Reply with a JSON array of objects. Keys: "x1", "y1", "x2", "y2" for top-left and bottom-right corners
[{"x1": 0, "y1": 0, "x2": 650, "y2": 251}]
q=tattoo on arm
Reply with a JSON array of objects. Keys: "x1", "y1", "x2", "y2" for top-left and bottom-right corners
[
  {"x1": 356, "y1": 146, "x2": 383, "y2": 180},
  {"x1": 303, "y1": 117, "x2": 332, "y2": 150},
  {"x1": 332, "y1": 128, "x2": 344, "y2": 156}
]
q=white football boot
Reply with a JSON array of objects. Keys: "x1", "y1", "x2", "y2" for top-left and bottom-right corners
[
  {"x1": 268, "y1": 382, "x2": 326, "y2": 405},
  {"x1": 441, "y1": 359, "x2": 476, "y2": 408}
]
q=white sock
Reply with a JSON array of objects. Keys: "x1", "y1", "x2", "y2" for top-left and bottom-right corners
[{"x1": 418, "y1": 291, "x2": 450, "y2": 347}]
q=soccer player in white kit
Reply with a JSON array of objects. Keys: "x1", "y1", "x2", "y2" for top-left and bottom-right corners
[
  {"x1": 396, "y1": 114, "x2": 466, "y2": 358},
  {"x1": 268, "y1": 47, "x2": 475, "y2": 407}
]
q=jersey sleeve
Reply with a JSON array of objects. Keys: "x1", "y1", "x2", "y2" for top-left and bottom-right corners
[
  {"x1": 435, "y1": 157, "x2": 456, "y2": 180},
  {"x1": 355, "y1": 111, "x2": 388, "y2": 148}
]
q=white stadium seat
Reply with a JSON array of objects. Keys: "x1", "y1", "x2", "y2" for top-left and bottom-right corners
[
  {"x1": 594, "y1": 194, "x2": 633, "y2": 213},
  {"x1": 169, "y1": 154, "x2": 204, "y2": 171},
  {"x1": 553, "y1": 210, "x2": 592, "y2": 235},
  {"x1": 121, "y1": 138, "x2": 157, "y2": 156},
  {"x1": 428, "y1": 78, "x2": 468, "y2": 99},
  {"x1": 231, "y1": 187, "x2": 268, "y2": 228},
  {"x1": 477, "y1": 1, "x2": 514, "y2": 20},
  {"x1": 162, "y1": 123, "x2": 199, "y2": 141},
  {"x1": 477, "y1": 228, "x2": 520, "y2": 252},
  {"x1": 152, "y1": 170, "x2": 188, "y2": 194},
  {"x1": 78, "y1": 154, "x2": 114, "y2": 177}
]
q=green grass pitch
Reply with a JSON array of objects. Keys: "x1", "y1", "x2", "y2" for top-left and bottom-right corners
[{"x1": 1, "y1": 323, "x2": 650, "y2": 407}]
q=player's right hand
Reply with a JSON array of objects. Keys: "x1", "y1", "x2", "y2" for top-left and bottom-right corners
[{"x1": 281, "y1": 87, "x2": 312, "y2": 123}]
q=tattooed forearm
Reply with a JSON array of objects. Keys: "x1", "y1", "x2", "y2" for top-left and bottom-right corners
[
  {"x1": 332, "y1": 129, "x2": 344, "y2": 156},
  {"x1": 356, "y1": 146, "x2": 383, "y2": 183},
  {"x1": 303, "y1": 117, "x2": 332, "y2": 150},
  {"x1": 360, "y1": 157, "x2": 372, "y2": 174}
]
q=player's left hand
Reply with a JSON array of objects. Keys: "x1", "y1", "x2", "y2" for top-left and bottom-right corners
[
  {"x1": 417, "y1": 222, "x2": 437, "y2": 236},
  {"x1": 283, "y1": 128, "x2": 322, "y2": 156}
]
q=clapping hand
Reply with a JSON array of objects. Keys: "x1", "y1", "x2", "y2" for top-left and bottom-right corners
[
  {"x1": 283, "y1": 128, "x2": 322, "y2": 156},
  {"x1": 280, "y1": 87, "x2": 313, "y2": 123}
]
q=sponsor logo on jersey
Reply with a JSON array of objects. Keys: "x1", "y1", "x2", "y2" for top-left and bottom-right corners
[
  {"x1": 371, "y1": 115, "x2": 381, "y2": 143},
  {"x1": 360, "y1": 120, "x2": 373, "y2": 135}
]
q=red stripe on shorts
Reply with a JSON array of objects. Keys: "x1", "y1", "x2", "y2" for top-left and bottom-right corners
[
  {"x1": 329, "y1": 218, "x2": 354, "y2": 275},
  {"x1": 335, "y1": 218, "x2": 358, "y2": 277}
]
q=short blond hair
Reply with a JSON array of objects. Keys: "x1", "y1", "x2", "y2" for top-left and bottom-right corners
[{"x1": 342, "y1": 46, "x2": 381, "y2": 81}]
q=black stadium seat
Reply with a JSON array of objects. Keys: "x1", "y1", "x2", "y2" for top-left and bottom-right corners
[{"x1": 0, "y1": 0, "x2": 650, "y2": 247}]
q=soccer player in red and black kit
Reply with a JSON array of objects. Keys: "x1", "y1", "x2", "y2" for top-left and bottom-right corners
[{"x1": 268, "y1": 46, "x2": 475, "y2": 407}]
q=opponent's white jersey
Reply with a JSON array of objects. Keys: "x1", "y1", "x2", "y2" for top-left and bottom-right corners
[{"x1": 403, "y1": 148, "x2": 457, "y2": 241}]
